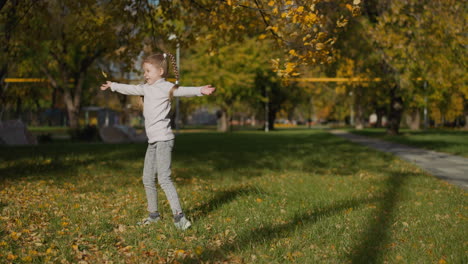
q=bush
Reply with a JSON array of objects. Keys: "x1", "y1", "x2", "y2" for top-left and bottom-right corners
[
  {"x1": 68, "y1": 125, "x2": 100, "y2": 141},
  {"x1": 38, "y1": 133, "x2": 53, "y2": 143}
]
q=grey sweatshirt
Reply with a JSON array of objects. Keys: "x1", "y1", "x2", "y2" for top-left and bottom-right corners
[{"x1": 110, "y1": 78, "x2": 203, "y2": 143}]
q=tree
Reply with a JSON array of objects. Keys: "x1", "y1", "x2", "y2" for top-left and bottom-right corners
[
  {"x1": 147, "y1": 0, "x2": 362, "y2": 76},
  {"x1": 0, "y1": 0, "x2": 40, "y2": 119},
  {"x1": 25, "y1": 0, "x2": 144, "y2": 128},
  {"x1": 182, "y1": 38, "x2": 278, "y2": 132},
  {"x1": 362, "y1": 0, "x2": 467, "y2": 134}
]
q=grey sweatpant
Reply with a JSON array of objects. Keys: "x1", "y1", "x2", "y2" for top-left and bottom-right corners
[{"x1": 142, "y1": 139, "x2": 182, "y2": 215}]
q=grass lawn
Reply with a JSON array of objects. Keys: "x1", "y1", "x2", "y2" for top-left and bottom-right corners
[
  {"x1": 350, "y1": 128, "x2": 468, "y2": 158},
  {"x1": 0, "y1": 130, "x2": 466, "y2": 263}
]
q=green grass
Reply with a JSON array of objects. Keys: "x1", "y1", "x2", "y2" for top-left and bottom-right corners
[
  {"x1": 0, "y1": 130, "x2": 466, "y2": 263},
  {"x1": 350, "y1": 128, "x2": 468, "y2": 158}
]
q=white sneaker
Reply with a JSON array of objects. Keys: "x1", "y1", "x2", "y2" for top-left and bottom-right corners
[
  {"x1": 174, "y1": 215, "x2": 191, "y2": 230},
  {"x1": 137, "y1": 216, "x2": 160, "y2": 226}
]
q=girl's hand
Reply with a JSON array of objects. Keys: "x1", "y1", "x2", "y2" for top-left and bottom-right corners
[
  {"x1": 100, "y1": 81, "x2": 112, "y2": 91},
  {"x1": 201, "y1": 85, "x2": 216, "y2": 95}
]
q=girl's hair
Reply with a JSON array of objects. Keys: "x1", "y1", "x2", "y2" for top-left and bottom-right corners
[{"x1": 142, "y1": 53, "x2": 179, "y2": 100}]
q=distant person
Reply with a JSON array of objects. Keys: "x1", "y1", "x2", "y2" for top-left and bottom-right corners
[{"x1": 100, "y1": 53, "x2": 215, "y2": 230}]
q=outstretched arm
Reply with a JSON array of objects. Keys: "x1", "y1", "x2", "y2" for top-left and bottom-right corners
[
  {"x1": 100, "y1": 81, "x2": 144, "y2": 96},
  {"x1": 173, "y1": 85, "x2": 216, "y2": 97}
]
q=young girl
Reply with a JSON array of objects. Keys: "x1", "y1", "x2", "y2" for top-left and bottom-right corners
[{"x1": 100, "y1": 53, "x2": 215, "y2": 230}]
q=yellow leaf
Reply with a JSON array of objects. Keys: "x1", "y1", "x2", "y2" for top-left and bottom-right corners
[
  {"x1": 10, "y1": 232, "x2": 21, "y2": 240},
  {"x1": 101, "y1": 70, "x2": 107, "y2": 78},
  {"x1": 438, "y1": 259, "x2": 447, "y2": 264},
  {"x1": 227, "y1": 0, "x2": 232, "y2": 6},
  {"x1": 258, "y1": 34, "x2": 267, "y2": 40},
  {"x1": 256, "y1": 198, "x2": 263, "y2": 203},
  {"x1": 289, "y1": 49, "x2": 297, "y2": 56},
  {"x1": 346, "y1": 4, "x2": 353, "y2": 11},
  {"x1": 297, "y1": 6, "x2": 304, "y2": 13},
  {"x1": 268, "y1": 1, "x2": 274, "y2": 7},
  {"x1": 353, "y1": 0, "x2": 361, "y2": 4},
  {"x1": 316, "y1": 43, "x2": 325, "y2": 50},
  {"x1": 285, "y1": 62, "x2": 296, "y2": 73},
  {"x1": 7, "y1": 254, "x2": 17, "y2": 260},
  {"x1": 22, "y1": 256, "x2": 33, "y2": 262},
  {"x1": 195, "y1": 246, "x2": 203, "y2": 255},
  {"x1": 286, "y1": 1, "x2": 293, "y2": 5}
]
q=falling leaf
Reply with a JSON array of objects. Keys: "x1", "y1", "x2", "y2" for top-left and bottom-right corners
[{"x1": 101, "y1": 70, "x2": 108, "y2": 78}]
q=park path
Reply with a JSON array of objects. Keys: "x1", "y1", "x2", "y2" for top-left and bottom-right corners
[{"x1": 329, "y1": 130, "x2": 468, "y2": 190}]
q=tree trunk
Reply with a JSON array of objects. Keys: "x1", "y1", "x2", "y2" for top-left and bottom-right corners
[
  {"x1": 354, "y1": 103, "x2": 364, "y2": 130},
  {"x1": 405, "y1": 109, "x2": 420, "y2": 130},
  {"x1": 267, "y1": 107, "x2": 277, "y2": 131},
  {"x1": 217, "y1": 109, "x2": 230, "y2": 132},
  {"x1": 464, "y1": 114, "x2": 468, "y2": 130},
  {"x1": 464, "y1": 100, "x2": 468, "y2": 130},
  {"x1": 61, "y1": 72, "x2": 86, "y2": 129},
  {"x1": 251, "y1": 114, "x2": 256, "y2": 126},
  {"x1": 66, "y1": 106, "x2": 79, "y2": 128},
  {"x1": 15, "y1": 97, "x2": 22, "y2": 120},
  {"x1": 376, "y1": 107, "x2": 386, "y2": 128},
  {"x1": 386, "y1": 85, "x2": 404, "y2": 135},
  {"x1": 118, "y1": 94, "x2": 131, "y2": 126}
]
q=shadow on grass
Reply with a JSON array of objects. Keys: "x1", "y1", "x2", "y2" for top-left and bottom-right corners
[
  {"x1": 348, "y1": 171, "x2": 412, "y2": 263},
  {"x1": 198, "y1": 195, "x2": 382, "y2": 261},
  {"x1": 187, "y1": 185, "x2": 264, "y2": 221},
  {"x1": 194, "y1": 169, "x2": 414, "y2": 263}
]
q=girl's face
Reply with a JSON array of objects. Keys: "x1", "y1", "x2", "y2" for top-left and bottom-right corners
[{"x1": 143, "y1": 62, "x2": 164, "y2": 85}]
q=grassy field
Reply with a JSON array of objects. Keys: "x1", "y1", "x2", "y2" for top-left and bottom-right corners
[
  {"x1": 350, "y1": 128, "x2": 468, "y2": 158},
  {"x1": 0, "y1": 130, "x2": 466, "y2": 263}
]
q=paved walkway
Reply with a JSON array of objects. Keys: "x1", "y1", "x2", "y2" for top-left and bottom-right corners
[{"x1": 329, "y1": 130, "x2": 468, "y2": 190}]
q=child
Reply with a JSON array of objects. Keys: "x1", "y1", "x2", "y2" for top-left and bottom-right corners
[{"x1": 100, "y1": 53, "x2": 215, "y2": 230}]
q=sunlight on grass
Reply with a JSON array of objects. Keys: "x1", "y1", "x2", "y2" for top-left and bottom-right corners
[{"x1": 0, "y1": 130, "x2": 466, "y2": 263}]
